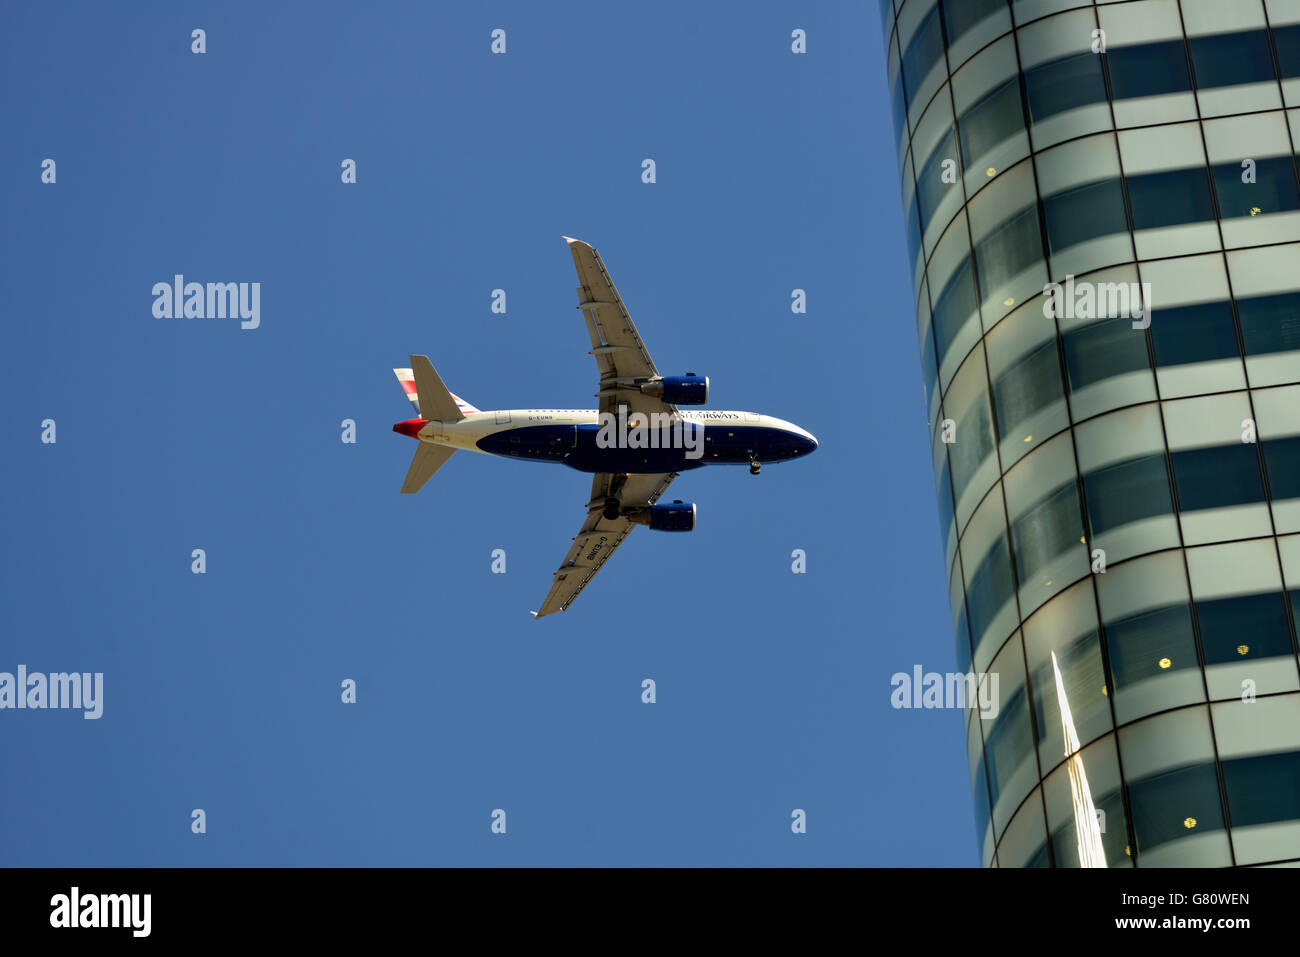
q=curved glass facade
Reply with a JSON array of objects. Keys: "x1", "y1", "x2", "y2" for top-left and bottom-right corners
[{"x1": 882, "y1": 0, "x2": 1300, "y2": 867}]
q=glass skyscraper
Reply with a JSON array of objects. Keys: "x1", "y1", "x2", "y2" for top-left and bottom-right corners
[{"x1": 881, "y1": 0, "x2": 1300, "y2": 866}]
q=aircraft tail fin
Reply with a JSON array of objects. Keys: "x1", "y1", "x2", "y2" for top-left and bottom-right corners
[
  {"x1": 393, "y1": 368, "x2": 422, "y2": 415},
  {"x1": 401, "y1": 443, "x2": 456, "y2": 494},
  {"x1": 393, "y1": 356, "x2": 472, "y2": 421}
]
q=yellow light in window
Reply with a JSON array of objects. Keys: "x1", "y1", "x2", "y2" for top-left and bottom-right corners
[
  {"x1": 1237, "y1": 644, "x2": 1249, "y2": 656},
  {"x1": 1080, "y1": 536, "x2": 1087, "y2": 544},
  {"x1": 1184, "y1": 817, "x2": 1197, "y2": 829},
  {"x1": 1158, "y1": 657, "x2": 1172, "y2": 669},
  {"x1": 1101, "y1": 684, "x2": 1108, "y2": 696},
  {"x1": 1250, "y1": 206, "x2": 1261, "y2": 216},
  {"x1": 1125, "y1": 844, "x2": 1131, "y2": 856},
  {"x1": 986, "y1": 167, "x2": 996, "y2": 177},
  {"x1": 1004, "y1": 297, "x2": 1015, "y2": 307},
  {"x1": 1024, "y1": 435, "x2": 1033, "y2": 442}
]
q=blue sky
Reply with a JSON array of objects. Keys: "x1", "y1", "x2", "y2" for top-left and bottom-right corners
[{"x1": 1, "y1": 0, "x2": 975, "y2": 866}]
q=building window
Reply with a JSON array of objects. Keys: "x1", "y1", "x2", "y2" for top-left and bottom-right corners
[
  {"x1": 1025, "y1": 52, "x2": 1107, "y2": 122},
  {"x1": 1237, "y1": 291, "x2": 1300, "y2": 357},
  {"x1": 1221, "y1": 750, "x2": 1300, "y2": 828},
  {"x1": 1263, "y1": 435, "x2": 1300, "y2": 501},
  {"x1": 1188, "y1": 30, "x2": 1276, "y2": 89},
  {"x1": 918, "y1": 128, "x2": 959, "y2": 231},
  {"x1": 1106, "y1": 38, "x2": 1191, "y2": 99},
  {"x1": 976, "y1": 206, "x2": 1044, "y2": 299},
  {"x1": 942, "y1": 0, "x2": 1004, "y2": 46},
  {"x1": 948, "y1": 386, "x2": 994, "y2": 501},
  {"x1": 906, "y1": 192, "x2": 923, "y2": 267},
  {"x1": 1083, "y1": 453, "x2": 1175, "y2": 536},
  {"x1": 1150, "y1": 301, "x2": 1240, "y2": 367},
  {"x1": 891, "y1": 77, "x2": 908, "y2": 143},
  {"x1": 1031, "y1": 629, "x2": 1110, "y2": 759},
  {"x1": 1011, "y1": 482, "x2": 1084, "y2": 588},
  {"x1": 921, "y1": 324, "x2": 939, "y2": 410},
  {"x1": 1171, "y1": 444, "x2": 1266, "y2": 511},
  {"x1": 937, "y1": 456, "x2": 956, "y2": 542},
  {"x1": 992, "y1": 338, "x2": 1062, "y2": 440},
  {"x1": 1127, "y1": 762, "x2": 1225, "y2": 854},
  {"x1": 902, "y1": 6, "x2": 945, "y2": 106},
  {"x1": 1196, "y1": 592, "x2": 1294, "y2": 665},
  {"x1": 1275, "y1": 23, "x2": 1300, "y2": 79},
  {"x1": 1051, "y1": 787, "x2": 1129, "y2": 867},
  {"x1": 933, "y1": 255, "x2": 979, "y2": 365},
  {"x1": 1126, "y1": 167, "x2": 1216, "y2": 231},
  {"x1": 1043, "y1": 179, "x2": 1128, "y2": 253},
  {"x1": 966, "y1": 535, "x2": 1014, "y2": 641},
  {"x1": 984, "y1": 684, "x2": 1033, "y2": 807},
  {"x1": 959, "y1": 78, "x2": 1025, "y2": 171},
  {"x1": 1212, "y1": 155, "x2": 1300, "y2": 219},
  {"x1": 1062, "y1": 317, "x2": 1151, "y2": 392},
  {"x1": 954, "y1": 598, "x2": 973, "y2": 679},
  {"x1": 972, "y1": 759, "x2": 992, "y2": 850},
  {"x1": 1105, "y1": 603, "x2": 1199, "y2": 689}
]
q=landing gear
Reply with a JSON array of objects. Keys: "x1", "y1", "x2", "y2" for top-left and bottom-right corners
[
  {"x1": 603, "y1": 473, "x2": 629, "y2": 520},
  {"x1": 747, "y1": 452, "x2": 761, "y2": 476}
]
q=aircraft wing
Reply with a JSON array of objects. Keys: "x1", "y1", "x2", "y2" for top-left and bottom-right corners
[
  {"x1": 563, "y1": 237, "x2": 676, "y2": 419},
  {"x1": 533, "y1": 471, "x2": 678, "y2": 618}
]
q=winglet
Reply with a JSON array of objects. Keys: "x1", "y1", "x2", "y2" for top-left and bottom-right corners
[{"x1": 562, "y1": 235, "x2": 579, "y2": 244}]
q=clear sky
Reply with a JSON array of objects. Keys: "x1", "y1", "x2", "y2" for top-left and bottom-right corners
[{"x1": 1, "y1": 0, "x2": 976, "y2": 866}]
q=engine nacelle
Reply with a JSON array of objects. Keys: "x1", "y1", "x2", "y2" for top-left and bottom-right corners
[
  {"x1": 640, "y1": 374, "x2": 709, "y2": 405},
  {"x1": 648, "y1": 500, "x2": 696, "y2": 532}
]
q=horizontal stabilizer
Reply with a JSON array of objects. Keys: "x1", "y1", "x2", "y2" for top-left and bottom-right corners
[{"x1": 401, "y1": 443, "x2": 455, "y2": 494}]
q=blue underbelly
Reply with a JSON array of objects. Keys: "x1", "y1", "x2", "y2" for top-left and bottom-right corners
[{"x1": 476, "y1": 424, "x2": 799, "y2": 473}]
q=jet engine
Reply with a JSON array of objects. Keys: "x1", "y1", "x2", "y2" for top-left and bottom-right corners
[
  {"x1": 639, "y1": 374, "x2": 709, "y2": 405},
  {"x1": 625, "y1": 500, "x2": 698, "y2": 531},
  {"x1": 646, "y1": 500, "x2": 696, "y2": 532}
]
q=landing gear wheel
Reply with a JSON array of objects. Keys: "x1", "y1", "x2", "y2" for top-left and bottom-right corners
[
  {"x1": 603, "y1": 474, "x2": 628, "y2": 521},
  {"x1": 749, "y1": 463, "x2": 761, "y2": 475}
]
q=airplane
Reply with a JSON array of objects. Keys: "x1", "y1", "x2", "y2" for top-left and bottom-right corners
[{"x1": 391, "y1": 237, "x2": 818, "y2": 618}]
